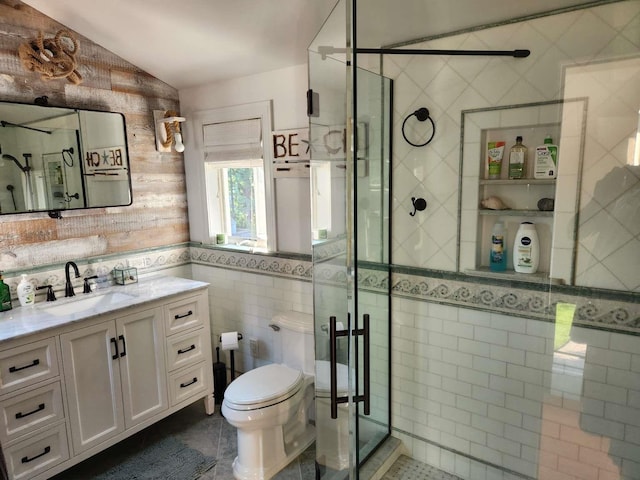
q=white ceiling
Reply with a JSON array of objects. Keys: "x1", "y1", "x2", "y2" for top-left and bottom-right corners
[{"x1": 22, "y1": 0, "x2": 593, "y2": 91}]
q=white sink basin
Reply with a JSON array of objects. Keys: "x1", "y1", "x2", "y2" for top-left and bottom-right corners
[{"x1": 40, "y1": 291, "x2": 136, "y2": 317}]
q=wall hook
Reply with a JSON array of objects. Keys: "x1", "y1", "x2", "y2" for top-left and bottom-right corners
[{"x1": 410, "y1": 197, "x2": 427, "y2": 216}]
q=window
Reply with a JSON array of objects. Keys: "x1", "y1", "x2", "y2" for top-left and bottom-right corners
[{"x1": 188, "y1": 102, "x2": 276, "y2": 251}]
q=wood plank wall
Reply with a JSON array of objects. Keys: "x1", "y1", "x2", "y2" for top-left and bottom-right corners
[{"x1": 0, "y1": 0, "x2": 189, "y2": 270}]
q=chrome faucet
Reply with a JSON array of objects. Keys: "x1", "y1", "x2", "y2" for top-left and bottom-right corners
[{"x1": 65, "y1": 261, "x2": 81, "y2": 297}]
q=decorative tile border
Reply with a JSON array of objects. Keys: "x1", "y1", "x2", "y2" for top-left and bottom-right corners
[
  {"x1": 391, "y1": 270, "x2": 640, "y2": 333},
  {"x1": 5, "y1": 243, "x2": 637, "y2": 334},
  {"x1": 190, "y1": 245, "x2": 312, "y2": 281}
]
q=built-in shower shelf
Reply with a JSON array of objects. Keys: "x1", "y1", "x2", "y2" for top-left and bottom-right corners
[
  {"x1": 478, "y1": 209, "x2": 554, "y2": 217},
  {"x1": 479, "y1": 179, "x2": 556, "y2": 186},
  {"x1": 465, "y1": 268, "x2": 564, "y2": 285}
]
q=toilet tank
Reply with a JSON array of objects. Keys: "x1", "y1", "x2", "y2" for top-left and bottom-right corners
[{"x1": 273, "y1": 311, "x2": 315, "y2": 375}]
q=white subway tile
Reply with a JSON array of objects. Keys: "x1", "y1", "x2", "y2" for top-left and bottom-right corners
[
  {"x1": 443, "y1": 349, "x2": 473, "y2": 368},
  {"x1": 491, "y1": 345, "x2": 525, "y2": 365},
  {"x1": 473, "y1": 385, "x2": 506, "y2": 407},
  {"x1": 458, "y1": 366, "x2": 490, "y2": 387},
  {"x1": 507, "y1": 364, "x2": 544, "y2": 386},
  {"x1": 610, "y1": 333, "x2": 640, "y2": 354},
  {"x1": 472, "y1": 413, "x2": 506, "y2": 437},
  {"x1": 487, "y1": 432, "x2": 521, "y2": 457},
  {"x1": 490, "y1": 314, "x2": 528, "y2": 334},
  {"x1": 604, "y1": 402, "x2": 640, "y2": 428},
  {"x1": 474, "y1": 356, "x2": 507, "y2": 376},
  {"x1": 460, "y1": 338, "x2": 492, "y2": 358},
  {"x1": 476, "y1": 326, "x2": 509, "y2": 346},
  {"x1": 490, "y1": 375, "x2": 524, "y2": 396},
  {"x1": 580, "y1": 412, "x2": 625, "y2": 440},
  {"x1": 509, "y1": 332, "x2": 546, "y2": 353},
  {"x1": 488, "y1": 405, "x2": 523, "y2": 427},
  {"x1": 457, "y1": 394, "x2": 489, "y2": 416},
  {"x1": 443, "y1": 377, "x2": 473, "y2": 397}
]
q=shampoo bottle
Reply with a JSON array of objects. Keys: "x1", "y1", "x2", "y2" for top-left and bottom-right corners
[
  {"x1": 17, "y1": 274, "x2": 35, "y2": 307},
  {"x1": 508, "y1": 136, "x2": 527, "y2": 179},
  {"x1": 0, "y1": 271, "x2": 12, "y2": 312},
  {"x1": 513, "y1": 222, "x2": 539, "y2": 274},
  {"x1": 487, "y1": 141, "x2": 505, "y2": 179},
  {"x1": 489, "y1": 221, "x2": 507, "y2": 272},
  {"x1": 534, "y1": 135, "x2": 558, "y2": 179}
]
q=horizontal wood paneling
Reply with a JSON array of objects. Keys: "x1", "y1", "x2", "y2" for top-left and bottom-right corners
[{"x1": 0, "y1": 0, "x2": 188, "y2": 269}]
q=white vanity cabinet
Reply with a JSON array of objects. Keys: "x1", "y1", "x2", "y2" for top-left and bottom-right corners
[
  {"x1": 60, "y1": 306, "x2": 167, "y2": 454},
  {"x1": 0, "y1": 339, "x2": 69, "y2": 480},
  {"x1": 0, "y1": 278, "x2": 214, "y2": 480}
]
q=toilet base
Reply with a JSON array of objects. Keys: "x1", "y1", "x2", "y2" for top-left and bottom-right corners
[{"x1": 232, "y1": 424, "x2": 315, "y2": 480}]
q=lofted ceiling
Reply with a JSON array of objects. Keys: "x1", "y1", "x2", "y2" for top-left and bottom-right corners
[{"x1": 22, "y1": 0, "x2": 595, "y2": 91}]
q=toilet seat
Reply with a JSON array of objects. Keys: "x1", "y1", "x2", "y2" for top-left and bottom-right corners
[{"x1": 224, "y1": 363, "x2": 303, "y2": 411}]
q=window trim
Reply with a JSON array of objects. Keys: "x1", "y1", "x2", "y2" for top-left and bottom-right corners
[{"x1": 184, "y1": 101, "x2": 277, "y2": 251}]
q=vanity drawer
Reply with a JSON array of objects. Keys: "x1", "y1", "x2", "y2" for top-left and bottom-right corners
[
  {"x1": 0, "y1": 338, "x2": 59, "y2": 396},
  {"x1": 166, "y1": 328, "x2": 207, "y2": 372},
  {"x1": 4, "y1": 422, "x2": 69, "y2": 480},
  {"x1": 164, "y1": 294, "x2": 205, "y2": 336},
  {"x1": 0, "y1": 380, "x2": 64, "y2": 443},
  {"x1": 169, "y1": 362, "x2": 209, "y2": 406}
]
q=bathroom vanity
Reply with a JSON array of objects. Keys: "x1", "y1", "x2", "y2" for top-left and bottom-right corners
[{"x1": 0, "y1": 275, "x2": 214, "y2": 480}]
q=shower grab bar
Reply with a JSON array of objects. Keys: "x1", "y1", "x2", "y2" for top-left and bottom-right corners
[
  {"x1": 352, "y1": 314, "x2": 371, "y2": 416},
  {"x1": 329, "y1": 315, "x2": 349, "y2": 419},
  {"x1": 329, "y1": 314, "x2": 371, "y2": 419}
]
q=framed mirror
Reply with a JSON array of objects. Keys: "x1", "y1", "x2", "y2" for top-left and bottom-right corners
[{"x1": 0, "y1": 101, "x2": 131, "y2": 216}]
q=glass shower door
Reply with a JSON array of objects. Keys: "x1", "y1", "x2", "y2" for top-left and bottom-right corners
[{"x1": 309, "y1": 18, "x2": 392, "y2": 480}]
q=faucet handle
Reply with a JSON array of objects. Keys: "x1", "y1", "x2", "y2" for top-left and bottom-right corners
[
  {"x1": 37, "y1": 285, "x2": 56, "y2": 302},
  {"x1": 83, "y1": 275, "x2": 98, "y2": 294}
]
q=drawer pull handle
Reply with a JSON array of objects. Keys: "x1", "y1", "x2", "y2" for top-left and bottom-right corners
[
  {"x1": 180, "y1": 377, "x2": 198, "y2": 388},
  {"x1": 174, "y1": 310, "x2": 193, "y2": 320},
  {"x1": 177, "y1": 344, "x2": 196, "y2": 354},
  {"x1": 9, "y1": 359, "x2": 40, "y2": 373},
  {"x1": 16, "y1": 403, "x2": 45, "y2": 419},
  {"x1": 21, "y1": 446, "x2": 50, "y2": 464}
]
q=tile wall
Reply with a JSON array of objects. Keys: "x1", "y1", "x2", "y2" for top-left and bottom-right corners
[{"x1": 385, "y1": 1, "x2": 640, "y2": 293}]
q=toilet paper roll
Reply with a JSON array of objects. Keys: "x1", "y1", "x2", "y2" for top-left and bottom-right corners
[{"x1": 220, "y1": 331, "x2": 239, "y2": 351}]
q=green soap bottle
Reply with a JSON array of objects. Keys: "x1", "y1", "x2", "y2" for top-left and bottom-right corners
[{"x1": 0, "y1": 271, "x2": 12, "y2": 312}]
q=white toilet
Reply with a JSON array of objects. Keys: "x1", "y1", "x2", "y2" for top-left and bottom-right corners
[
  {"x1": 221, "y1": 311, "x2": 316, "y2": 480},
  {"x1": 314, "y1": 360, "x2": 351, "y2": 471}
]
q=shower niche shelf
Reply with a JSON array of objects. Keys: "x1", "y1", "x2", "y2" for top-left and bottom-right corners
[{"x1": 459, "y1": 99, "x2": 588, "y2": 286}]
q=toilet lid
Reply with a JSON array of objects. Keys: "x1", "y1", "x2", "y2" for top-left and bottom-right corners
[
  {"x1": 224, "y1": 363, "x2": 303, "y2": 410},
  {"x1": 315, "y1": 360, "x2": 350, "y2": 397}
]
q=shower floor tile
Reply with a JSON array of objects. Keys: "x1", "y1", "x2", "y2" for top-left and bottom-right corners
[{"x1": 382, "y1": 455, "x2": 464, "y2": 480}]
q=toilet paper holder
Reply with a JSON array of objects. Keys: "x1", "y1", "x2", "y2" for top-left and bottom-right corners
[
  {"x1": 219, "y1": 332, "x2": 243, "y2": 342},
  {"x1": 219, "y1": 332, "x2": 242, "y2": 381}
]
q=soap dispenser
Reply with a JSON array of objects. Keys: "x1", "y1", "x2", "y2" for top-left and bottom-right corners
[
  {"x1": 0, "y1": 271, "x2": 12, "y2": 311},
  {"x1": 17, "y1": 274, "x2": 35, "y2": 307}
]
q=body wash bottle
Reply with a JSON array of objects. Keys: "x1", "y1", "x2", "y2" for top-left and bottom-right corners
[
  {"x1": 0, "y1": 271, "x2": 12, "y2": 312},
  {"x1": 513, "y1": 222, "x2": 539, "y2": 274},
  {"x1": 17, "y1": 274, "x2": 35, "y2": 307}
]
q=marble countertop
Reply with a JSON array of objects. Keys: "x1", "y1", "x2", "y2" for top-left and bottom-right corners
[{"x1": 0, "y1": 275, "x2": 209, "y2": 344}]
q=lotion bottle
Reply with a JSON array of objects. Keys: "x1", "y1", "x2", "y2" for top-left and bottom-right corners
[
  {"x1": 534, "y1": 135, "x2": 558, "y2": 179},
  {"x1": 513, "y1": 222, "x2": 539, "y2": 274},
  {"x1": 17, "y1": 274, "x2": 35, "y2": 307}
]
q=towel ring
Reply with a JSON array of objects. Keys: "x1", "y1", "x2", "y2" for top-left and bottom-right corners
[{"x1": 402, "y1": 107, "x2": 436, "y2": 147}]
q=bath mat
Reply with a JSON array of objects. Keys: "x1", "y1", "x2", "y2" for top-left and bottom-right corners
[{"x1": 93, "y1": 435, "x2": 216, "y2": 480}]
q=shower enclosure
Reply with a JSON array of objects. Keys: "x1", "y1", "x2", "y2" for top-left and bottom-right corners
[
  {"x1": 309, "y1": 0, "x2": 392, "y2": 477},
  {"x1": 310, "y1": 0, "x2": 639, "y2": 479}
]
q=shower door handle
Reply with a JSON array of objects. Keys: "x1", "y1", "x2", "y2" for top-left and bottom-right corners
[
  {"x1": 353, "y1": 313, "x2": 371, "y2": 416},
  {"x1": 329, "y1": 315, "x2": 349, "y2": 419}
]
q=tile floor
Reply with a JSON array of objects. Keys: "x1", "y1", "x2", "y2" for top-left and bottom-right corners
[{"x1": 51, "y1": 400, "x2": 459, "y2": 480}]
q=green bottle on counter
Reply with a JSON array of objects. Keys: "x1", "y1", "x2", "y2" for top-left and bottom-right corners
[{"x1": 0, "y1": 271, "x2": 13, "y2": 312}]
